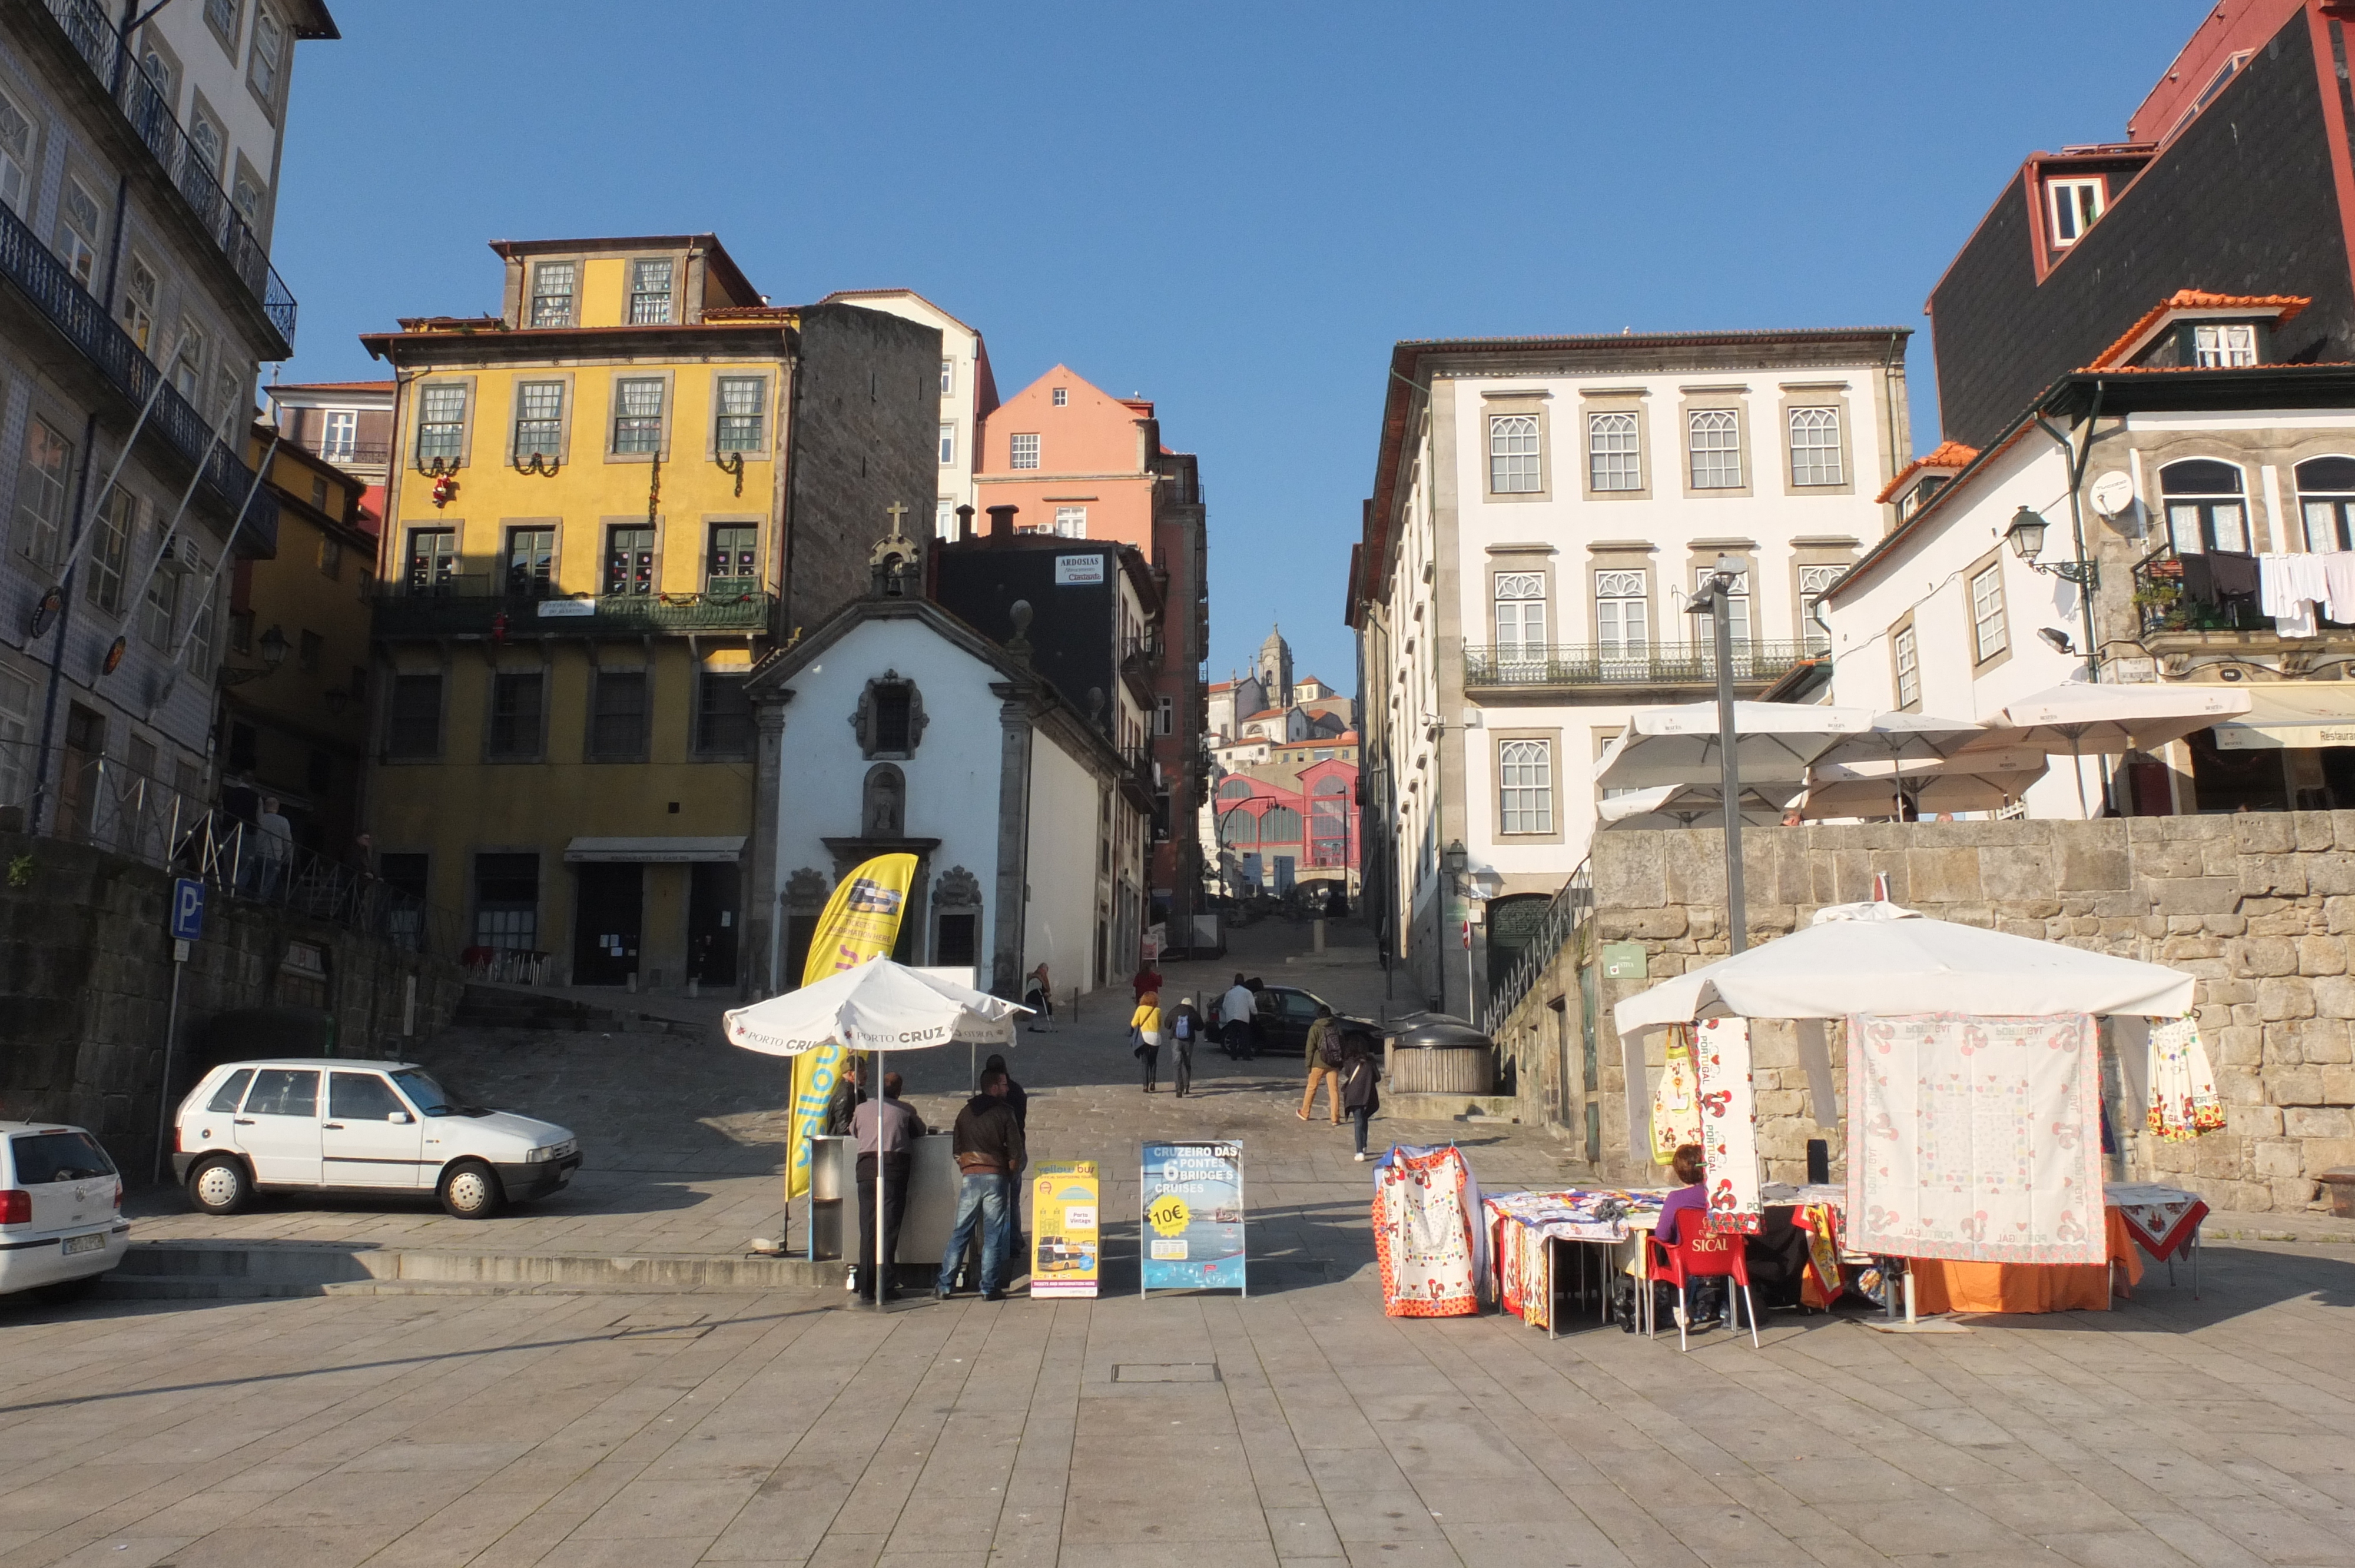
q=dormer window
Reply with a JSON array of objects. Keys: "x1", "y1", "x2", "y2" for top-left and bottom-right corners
[
  {"x1": 1901, "y1": 474, "x2": 1949, "y2": 520},
  {"x1": 2046, "y1": 178, "x2": 2104, "y2": 247},
  {"x1": 2192, "y1": 324, "x2": 2258, "y2": 368}
]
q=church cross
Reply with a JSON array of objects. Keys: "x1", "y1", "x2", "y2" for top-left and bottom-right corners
[{"x1": 884, "y1": 502, "x2": 910, "y2": 533}]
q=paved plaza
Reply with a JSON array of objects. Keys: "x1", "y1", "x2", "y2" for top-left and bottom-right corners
[{"x1": 6, "y1": 921, "x2": 2355, "y2": 1567}]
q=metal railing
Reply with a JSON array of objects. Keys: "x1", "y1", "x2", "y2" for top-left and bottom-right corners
[
  {"x1": 35, "y1": 0, "x2": 298, "y2": 351},
  {"x1": 3, "y1": 738, "x2": 455, "y2": 954},
  {"x1": 1464, "y1": 641, "x2": 1816, "y2": 689},
  {"x1": 2131, "y1": 544, "x2": 2269, "y2": 636},
  {"x1": 300, "y1": 440, "x2": 390, "y2": 470},
  {"x1": 0, "y1": 189, "x2": 278, "y2": 554},
  {"x1": 1483, "y1": 859, "x2": 1593, "y2": 1034},
  {"x1": 372, "y1": 581, "x2": 775, "y2": 637}
]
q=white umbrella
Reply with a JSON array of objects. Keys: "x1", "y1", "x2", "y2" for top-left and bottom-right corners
[
  {"x1": 1800, "y1": 747, "x2": 2051, "y2": 820},
  {"x1": 1989, "y1": 682, "x2": 2253, "y2": 815},
  {"x1": 1799, "y1": 760, "x2": 1929, "y2": 820},
  {"x1": 1808, "y1": 712, "x2": 1990, "y2": 770},
  {"x1": 1600, "y1": 781, "x2": 1803, "y2": 830},
  {"x1": 1613, "y1": 899, "x2": 2195, "y2": 1035},
  {"x1": 1596, "y1": 700, "x2": 1876, "y2": 789},
  {"x1": 725, "y1": 959, "x2": 1027, "y2": 1308}
]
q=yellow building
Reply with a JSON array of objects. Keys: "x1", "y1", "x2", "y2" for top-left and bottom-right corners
[{"x1": 361, "y1": 234, "x2": 940, "y2": 989}]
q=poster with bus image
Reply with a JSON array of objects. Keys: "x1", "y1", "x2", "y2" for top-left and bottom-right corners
[
  {"x1": 1140, "y1": 1141, "x2": 1246, "y2": 1295},
  {"x1": 1030, "y1": 1160, "x2": 1100, "y2": 1298}
]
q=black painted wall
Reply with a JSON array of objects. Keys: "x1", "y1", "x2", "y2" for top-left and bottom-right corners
[
  {"x1": 932, "y1": 543, "x2": 1121, "y2": 738},
  {"x1": 1931, "y1": 14, "x2": 2355, "y2": 447}
]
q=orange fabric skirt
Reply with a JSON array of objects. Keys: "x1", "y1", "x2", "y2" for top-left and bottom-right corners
[{"x1": 1906, "y1": 1208, "x2": 2144, "y2": 1314}]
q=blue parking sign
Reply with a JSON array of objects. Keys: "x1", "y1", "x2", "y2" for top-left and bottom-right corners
[{"x1": 170, "y1": 878, "x2": 205, "y2": 942}]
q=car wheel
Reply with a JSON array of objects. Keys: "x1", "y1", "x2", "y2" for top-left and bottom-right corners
[
  {"x1": 187, "y1": 1155, "x2": 251, "y2": 1215},
  {"x1": 439, "y1": 1160, "x2": 504, "y2": 1220}
]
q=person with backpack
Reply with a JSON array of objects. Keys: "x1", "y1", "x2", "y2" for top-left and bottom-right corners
[
  {"x1": 1296, "y1": 1005, "x2": 1342, "y2": 1124},
  {"x1": 1338, "y1": 1031, "x2": 1381, "y2": 1161},
  {"x1": 1167, "y1": 1000, "x2": 1200, "y2": 1097}
]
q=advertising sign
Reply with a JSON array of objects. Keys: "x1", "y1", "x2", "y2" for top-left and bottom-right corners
[
  {"x1": 782, "y1": 853, "x2": 916, "y2": 1200},
  {"x1": 1053, "y1": 553, "x2": 1106, "y2": 586},
  {"x1": 1140, "y1": 1141, "x2": 1246, "y2": 1295},
  {"x1": 1030, "y1": 1160, "x2": 1100, "y2": 1298}
]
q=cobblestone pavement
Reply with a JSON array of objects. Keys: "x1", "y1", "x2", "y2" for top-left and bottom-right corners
[{"x1": 14, "y1": 919, "x2": 2352, "y2": 1566}]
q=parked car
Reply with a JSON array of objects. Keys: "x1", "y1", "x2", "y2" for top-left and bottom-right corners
[
  {"x1": 173, "y1": 1059, "x2": 581, "y2": 1220},
  {"x1": 1253, "y1": 986, "x2": 1332, "y2": 1055},
  {"x1": 0, "y1": 1122, "x2": 128, "y2": 1303}
]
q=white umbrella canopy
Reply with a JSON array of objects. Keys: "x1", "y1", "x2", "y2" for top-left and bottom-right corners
[
  {"x1": 1613, "y1": 901, "x2": 2195, "y2": 1035},
  {"x1": 1994, "y1": 681, "x2": 2253, "y2": 753},
  {"x1": 1599, "y1": 780, "x2": 1804, "y2": 830},
  {"x1": 1800, "y1": 747, "x2": 2051, "y2": 819},
  {"x1": 1596, "y1": 700, "x2": 1877, "y2": 789},
  {"x1": 1808, "y1": 712, "x2": 1991, "y2": 771},
  {"x1": 725, "y1": 958, "x2": 1026, "y2": 1057},
  {"x1": 1799, "y1": 760, "x2": 1927, "y2": 819}
]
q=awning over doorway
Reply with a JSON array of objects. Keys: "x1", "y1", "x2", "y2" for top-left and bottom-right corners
[
  {"x1": 2210, "y1": 689, "x2": 2355, "y2": 751},
  {"x1": 563, "y1": 836, "x2": 746, "y2": 863}
]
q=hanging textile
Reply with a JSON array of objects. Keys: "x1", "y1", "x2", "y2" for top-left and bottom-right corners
[
  {"x1": 2145, "y1": 1016, "x2": 2225, "y2": 1140},
  {"x1": 2323, "y1": 552, "x2": 2355, "y2": 623},
  {"x1": 1371, "y1": 1145, "x2": 1479, "y2": 1317},
  {"x1": 1795, "y1": 1203, "x2": 1844, "y2": 1307},
  {"x1": 1650, "y1": 1025, "x2": 1701, "y2": 1165},
  {"x1": 2107, "y1": 1182, "x2": 2210, "y2": 1261},
  {"x1": 1481, "y1": 1189, "x2": 1663, "y2": 1328},
  {"x1": 1846, "y1": 1012, "x2": 2105, "y2": 1266},
  {"x1": 1693, "y1": 1016, "x2": 1762, "y2": 1234}
]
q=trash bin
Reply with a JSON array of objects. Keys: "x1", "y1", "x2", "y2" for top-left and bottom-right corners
[{"x1": 1388, "y1": 1020, "x2": 1497, "y2": 1095}]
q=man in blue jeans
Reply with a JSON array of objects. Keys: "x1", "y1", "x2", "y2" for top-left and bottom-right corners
[{"x1": 937, "y1": 1068, "x2": 1026, "y2": 1301}]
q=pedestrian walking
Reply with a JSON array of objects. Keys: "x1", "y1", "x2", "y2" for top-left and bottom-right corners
[
  {"x1": 1219, "y1": 973, "x2": 1255, "y2": 1060},
  {"x1": 1339, "y1": 1031, "x2": 1381, "y2": 1161},
  {"x1": 1131, "y1": 960, "x2": 1164, "y2": 1002},
  {"x1": 851, "y1": 1071, "x2": 925, "y2": 1302},
  {"x1": 1130, "y1": 991, "x2": 1163, "y2": 1092},
  {"x1": 1296, "y1": 1005, "x2": 1342, "y2": 1124},
  {"x1": 937, "y1": 1069, "x2": 1026, "y2": 1301},
  {"x1": 1168, "y1": 999, "x2": 1200, "y2": 1097},
  {"x1": 1025, "y1": 962, "x2": 1055, "y2": 1032}
]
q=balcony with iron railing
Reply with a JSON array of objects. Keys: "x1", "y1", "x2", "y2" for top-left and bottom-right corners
[
  {"x1": 1119, "y1": 633, "x2": 1160, "y2": 704},
  {"x1": 2125, "y1": 543, "x2": 2346, "y2": 650},
  {"x1": 0, "y1": 186, "x2": 277, "y2": 554},
  {"x1": 370, "y1": 576, "x2": 776, "y2": 639},
  {"x1": 1463, "y1": 640, "x2": 1819, "y2": 695},
  {"x1": 27, "y1": 0, "x2": 298, "y2": 353},
  {"x1": 298, "y1": 439, "x2": 390, "y2": 471}
]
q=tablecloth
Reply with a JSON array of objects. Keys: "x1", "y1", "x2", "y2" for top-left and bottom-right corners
[
  {"x1": 1908, "y1": 1208, "x2": 2144, "y2": 1313},
  {"x1": 1484, "y1": 1189, "x2": 1666, "y2": 1329}
]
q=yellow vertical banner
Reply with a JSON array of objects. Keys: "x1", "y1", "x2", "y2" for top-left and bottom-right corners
[
  {"x1": 784, "y1": 853, "x2": 917, "y2": 1200},
  {"x1": 1030, "y1": 1160, "x2": 1100, "y2": 1297}
]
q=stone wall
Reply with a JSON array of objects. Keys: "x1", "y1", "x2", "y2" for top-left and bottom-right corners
[
  {"x1": 1490, "y1": 812, "x2": 2355, "y2": 1212},
  {"x1": 0, "y1": 832, "x2": 466, "y2": 1183}
]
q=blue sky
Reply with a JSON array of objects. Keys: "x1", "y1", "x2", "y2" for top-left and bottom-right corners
[{"x1": 271, "y1": 1, "x2": 2217, "y2": 696}]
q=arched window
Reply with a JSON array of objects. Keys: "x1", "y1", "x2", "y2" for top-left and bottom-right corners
[
  {"x1": 1218, "y1": 777, "x2": 1254, "y2": 800},
  {"x1": 1493, "y1": 572, "x2": 1547, "y2": 662},
  {"x1": 1499, "y1": 738, "x2": 1554, "y2": 834},
  {"x1": 2295, "y1": 456, "x2": 2355, "y2": 553},
  {"x1": 1218, "y1": 809, "x2": 1258, "y2": 847},
  {"x1": 1259, "y1": 806, "x2": 1302, "y2": 843},
  {"x1": 2159, "y1": 459, "x2": 2249, "y2": 554},
  {"x1": 1488, "y1": 414, "x2": 1540, "y2": 494}
]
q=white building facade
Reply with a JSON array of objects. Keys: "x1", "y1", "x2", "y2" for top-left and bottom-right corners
[
  {"x1": 1348, "y1": 327, "x2": 1912, "y2": 1015},
  {"x1": 821, "y1": 289, "x2": 996, "y2": 539},
  {"x1": 0, "y1": 0, "x2": 330, "y2": 854}
]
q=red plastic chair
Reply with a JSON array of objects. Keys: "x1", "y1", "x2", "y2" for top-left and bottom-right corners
[{"x1": 1647, "y1": 1212, "x2": 1761, "y2": 1351}]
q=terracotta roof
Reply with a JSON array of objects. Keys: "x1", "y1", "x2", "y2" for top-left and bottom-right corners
[
  {"x1": 2084, "y1": 291, "x2": 2311, "y2": 371},
  {"x1": 1872, "y1": 440, "x2": 1979, "y2": 505},
  {"x1": 1243, "y1": 707, "x2": 1285, "y2": 720}
]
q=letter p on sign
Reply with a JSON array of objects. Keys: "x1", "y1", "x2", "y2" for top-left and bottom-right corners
[{"x1": 170, "y1": 877, "x2": 206, "y2": 943}]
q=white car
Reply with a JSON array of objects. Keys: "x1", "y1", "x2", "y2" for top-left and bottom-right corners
[
  {"x1": 0, "y1": 1122, "x2": 128, "y2": 1301},
  {"x1": 171, "y1": 1059, "x2": 581, "y2": 1220}
]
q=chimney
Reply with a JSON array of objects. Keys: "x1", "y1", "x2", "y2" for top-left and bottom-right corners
[
  {"x1": 986, "y1": 504, "x2": 1017, "y2": 543},
  {"x1": 956, "y1": 504, "x2": 975, "y2": 543}
]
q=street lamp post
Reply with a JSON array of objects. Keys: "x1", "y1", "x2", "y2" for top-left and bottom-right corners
[{"x1": 1688, "y1": 555, "x2": 1748, "y2": 955}]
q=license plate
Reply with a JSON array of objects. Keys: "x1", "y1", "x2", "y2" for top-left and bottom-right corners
[{"x1": 62, "y1": 1232, "x2": 105, "y2": 1256}]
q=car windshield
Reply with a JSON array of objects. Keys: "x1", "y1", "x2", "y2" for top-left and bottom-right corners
[
  {"x1": 389, "y1": 1069, "x2": 489, "y2": 1118},
  {"x1": 12, "y1": 1130, "x2": 116, "y2": 1184}
]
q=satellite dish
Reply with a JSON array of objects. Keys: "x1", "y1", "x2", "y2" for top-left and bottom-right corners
[{"x1": 2089, "y1": 471, "x2": 2136, "y2": 518}]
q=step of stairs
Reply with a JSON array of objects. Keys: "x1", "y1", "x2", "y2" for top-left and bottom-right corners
[{"x1": 94, "y1": 1238, "x2": 865, "y2": 1298}]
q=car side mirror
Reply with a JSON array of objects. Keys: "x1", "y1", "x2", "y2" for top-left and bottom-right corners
[{"x1": 388, "y1": 1111, "x2": 412, "y2": 1125}]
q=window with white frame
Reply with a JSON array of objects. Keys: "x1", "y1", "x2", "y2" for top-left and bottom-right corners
[
  {"x1": 1892, "y1": 623, "x2": 1921, "y2": 709},
  {"x1": 1796, "y1": 563, "x2": 1843, "y2": 650},
  {"x1": 1009, "y1": 432, "x2": 1040, "y2": 470},
  {"x1": 513, "y1": 381, "x2": 563, "y2": 459},
  {"x1": 1588, "y1": 411, "x2": 1640, "y2": 491},
  {"x1": 321, "y1": 409, "x2": 357, "y2": 461},
  {"x1": 1691, "y1": 566, "x2": 1750, "y2": 645},
  {"x1": 715, "y1": 376, "x2": 764, "y2": 452},
  {"x1": 1052, "y1": 386, "x2": 1068, "y2": 407},
  {"x1": 172, "y1": 326, "x2": 205, "y2": 400},
  {"x1": 0, "y1": 92, "x2": 34, "y2": 215},
  {"x1": 2296, "y1": 456, "x2": 2355, "y2": 553},
  {"x1": 188, "y1": 111, "x2": 222, "y2": 178},
  {"x1": 59, "y1": 177, "x2": 101, "y2": 288},
  {"x1": 612, "y1": 378, "x2": 665, "y2": 453},
  {"x1": 87, "y1": 487, "x2": 133, "y2": 613},
  {"x1": 204, "y1": 0, "x2": 240, "y2": 47},
  {"x1": 0, "y1": 663, "x2": 32, "y2": 810},
  {"x1": 2047, "y1": 178, "x2": 2104, "y2": 245},
  {"x1": 1498, "y1": 738, "x2": 1554, "y2": 834},
  {"x1": 15, "y1": 418, "x2": 72, "y2": 566},
  {"x1": 246, "y1": 4, "x2": 282, "y2": 102},
  {"x1": 1156, "y1": 696, "x2": 1174, "y2": 736},
  {"x1": 935, "y1": 496, "x2": 956, "y2": 539},
  {"x1": 119, "y1": 256, "x2": 157, "y2": 352},
  {"x1": 940, "y1": 359, "x2": 954, "y2": 395},
  {"x1": 1594, "y1": 569, "x2": 1647, "y2": 653},
  {"x1": 1492, "y1": 572, "x2": 1546, "y2": 659},
  {"x1": 143, "y1": 562, "x2": 178, "y2": 649},
  {"x1": 1687, "y1": 410, "x2": 1741, "y2": 489},
  {"x1": 938, "y1": 423, "x2": 956, "y2": 464},
  {"x1": 1488, "y1": 414, "x2": 1541, "y2": 494},
  {"x1": 529, "y1": 261, "x2": 576, "y2": 327},
  {"x1": 2193, "y1": 324, "x2": 2258, "y2": 368},
  {"x1": 1788, "y1": 406, "x2": 1843, "y2": 486},
  {"x1": 232, "y1": 170, "x2": 263, "y2": 228},
  {"x1": 1969, "y1": 563, "x2": 2009, "y2": 663},
  {"x1": 2160, "y1": 459, "x2": 2248, "y2": 553},
  {"x1": 628, "y1": 258, "x2": 674, "y2": 324},
  {"x1": 415, "y1": 384, "x2": 466, "y2": 463},
  {"x1": 1053, "y1": 506, "x2": 1086, "y2": 537}
]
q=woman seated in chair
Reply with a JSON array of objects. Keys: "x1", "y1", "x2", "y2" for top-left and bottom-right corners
[{"x1": 1652, "y1": 1143, "x2": 1729, "y2": 1328}]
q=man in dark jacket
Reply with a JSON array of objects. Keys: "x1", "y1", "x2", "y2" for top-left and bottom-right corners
[
  {"x1": 851, "y1": 1071, "x2": 925, "y2": 1302},
  {"x1": 936, "y1": 1069, "x2": 1026, "y2": 1300}
]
